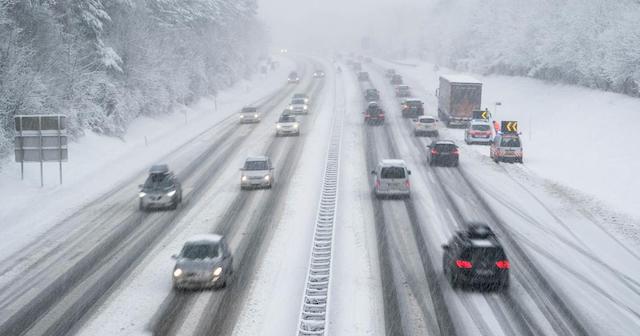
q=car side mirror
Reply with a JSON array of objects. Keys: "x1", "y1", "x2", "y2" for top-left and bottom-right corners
[
  {"x1": 407, "y1": 170, "x2": 412, "y2": 175},
  {"x1": 412, "y1": 119, "x2": 418, "y2": 122},
  {"x1": 171, "y1": 254, "x2": 178, "y2": 259},
  {"x1": 441, "y1": 244, "x2": 449, "y2": 250},
  {"x1": 370, "y1": 170, "x2": 377, "y2": 175}
]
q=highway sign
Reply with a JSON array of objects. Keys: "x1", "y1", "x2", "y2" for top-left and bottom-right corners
[
  {"x1": 501, "y1": 121, "x2": 518, "y2": 133},
  {"x1": 472, "y1": 110, "x2": 490, "y2": 120}
]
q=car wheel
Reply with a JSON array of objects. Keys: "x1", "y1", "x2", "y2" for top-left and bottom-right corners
[
  {"x1": 169, "y1": 201, "x2": 178, "y2": 210},
  {"x1": 448, "y1": 271, "x2": 459, "y2": 289},
  {"x1": 139, "y1": 201, "x2": 146, "y2": 212}
]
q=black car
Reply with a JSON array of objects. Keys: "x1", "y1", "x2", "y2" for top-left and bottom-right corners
[
  {"x1": 401, "y1": 99, "x2": 424, "y2": 117},
  {"x1": 390, "y1": 74, "x2": 403, "y2": 85},
  {"x1": 364, "y1": 88, "x2": 380, "y2": 101},
  {"x1": 138, "y1": 164, "x2": 183, "y2": 211},
  {"x1": 427, "y1": 140, "x2": 459, "y2": 166},
  {"x1": 288, "y1": 71, "x2": 300, "y2": 84},
  {"x1": 442, "y1": 224, "x2": 510, "y2": 290},
  {"x1": 364, "y1": 102, "x2": 385, "y2": 125},
  {"x1": 358, "y1": 71, "x2": 370, "y2": 81}
]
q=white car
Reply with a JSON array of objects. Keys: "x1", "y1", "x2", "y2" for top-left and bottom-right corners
[
  {"x1": 464, "y1": 120, "x2": 493, "y2": 144},
  {"x1": 371, "y1": 159, "x2": 411, "y2": 199},
  {"x1": 240, "y1": 156, "x2": 274, "y2": 189},
  {"x1": 414, "y1": 116, "x2": 439, "y2": 137},
  {"x1": 288, "y1": 98, "x2": 309, "y2": 114},
  {"x1": 239, "y1": 106, "x2": 260, "y2": 123},
  {"x1": 276, "y1": 114, "x2": 300, "y2": 136},
  {"x1": 293, "y1": 93, "x2": 310, "y2": 104}
]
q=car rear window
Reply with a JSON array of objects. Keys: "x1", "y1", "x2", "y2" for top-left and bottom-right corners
[
  {"x1": 181, "y1": 243, "x2": 219, "y2": 259},
  {"x1": 472, "y1": 124, "x2": 491, "y2": 131},
  {"x1": 500, "y1": 137, "x2": 521, "y2": 147},
  {"x1": 435, "y1": 144, "x2": 457, "y2": 152},
  {"x1": 419, "y1": 118, "x2": 435, "y2": 124},
  {"x1": 244, "y1": 160, "x2": 268, "y2": 170},
  {"x1": 380, "y1": 167, "x2": 406, "y2": 179},
  {"x1": 460, "y1": 246, "x2": 506, "y2": 263}
]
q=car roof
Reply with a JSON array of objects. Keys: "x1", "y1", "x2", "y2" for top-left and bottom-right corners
[
  {"x1": 419, "y1": 115, "x2": 436, "y2": 120},
  {"x1": 245, "y1": 156, "x2": 269, "y2": 162},
  {"x1": 149, "y1": 164, "x2": 169, "y2": 174},
  {"x1": 379, "y1": 159, "x2": 407, "y2": 167},
  {"x1": 470, "y1": 119, "x2": 491, "y2": 125},
  {"x1": 397, "y1": 85, "x2": 409, "y2": 88},
  {"x1": 433, "y1": 140, "x2": 456, "y2": 145},
  {"x1": 441, "y1": 74, "x2": 482, "y2": 84},
  {"x1": 293, "y1": 93, "x2": 307, "y2": 96},
  {"x1": 185, "y1": 234, "x2": 222, "y2": 244}
]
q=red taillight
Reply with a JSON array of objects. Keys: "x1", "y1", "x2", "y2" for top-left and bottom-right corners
[
  {"x1": 375, "y1": 179, "x2": 380, "y2": 188},
  {"x1": 404, "y1": 180, "x2": 410, "y2": 188},
  {"x1": 365, "y1": 114, "x2": 370, "y2": 117},
  {"x1": 431, "y1": 149, "x2": 438, "y2": 155},
  {"x1": 496, "y1": 260, "x2": 510, "y2": 269},
  {"x1": 453, "y1": 148, "x2": 460, "y2": 155},
  {"x1": 455, "y1": 260, "x2": 472, "y2": 269}
]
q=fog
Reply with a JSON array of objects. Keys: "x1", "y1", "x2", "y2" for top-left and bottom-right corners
[{"x1": 258, "y1": 0, "x2": 431, "y2": 55}]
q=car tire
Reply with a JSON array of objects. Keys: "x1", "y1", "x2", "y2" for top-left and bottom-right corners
[
  {"x1": 449, "y1": 271, "x2": 459, "y2": 289},
  {"x1": 139, "y1": 201, "x2": 146, "y2": 212},
  {"x1": 169, "y1": 201, "x2": 178, "y2": 210}
]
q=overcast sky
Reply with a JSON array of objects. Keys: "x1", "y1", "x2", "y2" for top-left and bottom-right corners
[{"x1": 257, "y1": 0, "x2": 432, "y2": 53}]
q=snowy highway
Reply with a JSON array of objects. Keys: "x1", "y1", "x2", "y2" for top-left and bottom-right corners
[{"x1": 0, "y1": 55, "x2": 639, "y2": 336}]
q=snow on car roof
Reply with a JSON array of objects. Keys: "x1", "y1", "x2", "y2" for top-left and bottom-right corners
[
  {"x1": 380, "y1": 159, "x2": 407, "y2": 166},
  {"x1": 441, "y1": 74, "x2": 482, "y2": 84},
  {"x1": 186, "y1": 234, "x2": 222, "y2": 244},
  {"x1": 470, "y1": 239, "x2": 495, "y2": 247},
  {"x1": 246, "y1": 156, "x2": 269, "y2": 161}
]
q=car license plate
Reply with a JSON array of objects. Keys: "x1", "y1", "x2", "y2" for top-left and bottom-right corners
[{"x1": 475, "y1": 269, "x2": 493, "y2": 276}]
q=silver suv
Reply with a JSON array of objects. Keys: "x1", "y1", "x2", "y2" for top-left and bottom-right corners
[
  {"x1": 288, "y1": 98, "x2": 309, "y2": 114},
  {"x1": 240, "y1": 156, "x2": 274, "y2": 189},
  {"x1": 138, "y1": 164, "x2": 182, "y2": 211},
  {"x1": 239, "y1": 106, "x2": 260, "y2": 123},
  {"x1": 172, "y1": 234, "x2": 233, "y2": 290},
  {"x1": 414, "y1": 116, "x2": 439, "y2": 137},
  {"x1": 371, "y1": 159, "x2": 411, "y2": 199}
]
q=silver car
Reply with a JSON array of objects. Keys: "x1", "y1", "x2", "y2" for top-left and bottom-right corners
[
  {"x1": 138, "y1": 164, "x2": 182, "y2": 211},
  {"x1": 172, "y1": 234, "x2": 233, "y2": 290},
  {"x1": 288, "y1": 98, "x2": 309, "y2": 114},
  {"x1": 371, "y1": 159, "x2": 412, "y2": 199},
  {"x1": 276, "y1": 114, "x2": 300, "y2": 136},
  {"x1": 414, "y1": 116, "x2": 439, "y2": 137},
  {"x1": 240, "y1": 156, "x2": 274, "y2": 189},
  {"x1": 239, "y1": 106, "x2": 260, "y2": 123}
]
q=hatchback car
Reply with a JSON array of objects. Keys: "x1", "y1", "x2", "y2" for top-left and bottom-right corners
[
  {"x1": 239, "y1": 106, "x2": 260, "y2": 123},
  {"x1": 364, "y1": 102, "x2": 385, "y2": 125},
  {"x1": 275, "y1": 114, "x2": 300, "y2": 136},
  {"x1": 442, "y1": 224, "x2": 510, "y2": 290},
  {"x1": 371, "y1": 159, "x2": 411, "y2": 199},
  {"x1": 358, "y1": 72, "x2": 370, "y2": 81},
  {"x1": 490, "y1": 133, "x2": 523, "y2": 163},
  {"x1": 427, "y1": 140, "x2": 459, "y2": 166},
  {"x1": 172, "y1": 234, "x2": 233, "y2": 290},
  {"x1": 293, "y1": 93, "x2": 310, "y2": 104},
  {"x1": 288, "y1": 98, "x2": 309, "y2": 114},
  {"x1": 364, "y1": 88, "x2": 380, "y2": 101},
  {"x1": 395, "y1": 85, "x2": 411, "y2": 97},
  {"x1": 401, "y1": 98, "x2": 424, "y2": 117},
  {"x1": 313, "y1": 70, "x2": 325, "y2": 78},
  {"x1": 414, "y1": 116, "x2": 439, "y2": 137},
  {"x1": 465, "y1": 120, "x2": 493, "y2": 144},
  {"x1": 288, "y1": 71, "x2": 300, "y2": 84},
  {"x1": 385, "y1": 69, "x2": 396, "y2": 78},
  {"x1": 240, "y1": 156, "x2": 274, "y2": 189},
  {"x1": 390, "y1": 74, "x2": 403, "y2": 85},
  {"x1": 138, "y1": 164, "x2": 182, "y2": 211}
]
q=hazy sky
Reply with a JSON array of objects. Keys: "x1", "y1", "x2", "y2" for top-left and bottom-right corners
[{"x1": 257, "y1": 0, "x2": 431, "y2": 53}]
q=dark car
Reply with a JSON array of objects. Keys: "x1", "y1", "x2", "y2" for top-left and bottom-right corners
[
  {"x1": 364, "y1": 102, "x2": 385, "y2": 125},
  {"x1": 442, "y1": 224, "x2": 510, "y2": 290},
  {"x1": 390, "y1": 74, "x2": 403, "y2": 85},
  {"x1": 172, "y1": 234, "x2": 233, "y2": 290},
  {"x1": 313, "y1": 70, "x2": 325, "y2": 78},
  {"x1": 138, "y1": 164, "x2": 182, "y2": 211},
  {"x1": 358, "y1": 72, "x2": 370, "y2": 81},
  {"x1": 385, "y1": 69, "x2": 396, "y2": 78},
  {"x1": 401, "y1": 99, "x2": 424, "y2": 117},
  {"x1": 364, "y1": 88, "x2": 380, "y2": 101},
  {"x1": 288, "y1": 71, "x2": 300, "y2": 84},
  {"x1": 427, "y1": 140, "x2": 459, "y2": 166}
]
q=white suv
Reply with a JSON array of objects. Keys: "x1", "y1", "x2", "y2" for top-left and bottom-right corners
[
  {"x1": 371, "y1": 159, "x2": 412, "y2": 199},
  {"x1": 414, "y1": 116, "x2": 439, "y2": 137}
]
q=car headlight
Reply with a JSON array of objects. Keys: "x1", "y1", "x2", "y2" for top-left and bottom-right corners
[
  {"x1": 138, "y1": 192, "x2": 146, "y2": 198},
  {"x1": 240, "y1": 115, "x2": 244, "y2": 118},
  {"x1": 303, "y1": 105, "x2": 308, "y2": 110},
  {"x1": 264, "y1": 175, "x2": 271, "y2": 181},
  {"x1": 288, "y1": 105, "x2": 293, "y2": 110},
  {"x1": 173, "y1": 268, "x2": 183, "y2": 277},
  {"x1": 166, "y1": 190, "x2": 176, "y2": 197},
  {"x1": 276, "y1": 124, "x2": 281, "y2": 129},
  {"x1": 241, "y1": 175, "x2": 248, "y2": 181},
  {"x1": 293, "y1": 124, "x2": 299, "y2": 128},
  {"x1": 254, "y1": 114, "x2": 258, "y2": 118},
  {"x1": 213, "y1": 267, "x2": 223, "y2": 276}
]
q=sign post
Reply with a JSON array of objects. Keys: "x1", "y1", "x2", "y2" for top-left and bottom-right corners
[{"x1": 14, "y1": 115, "x2": 68, "y2": 186}]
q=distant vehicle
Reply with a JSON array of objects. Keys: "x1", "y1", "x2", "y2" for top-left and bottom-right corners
[
  {"x1": 358, "y1": 72, "x2": 370, "y2": 81},
  {"x1": 172, "y1": 234, "x2": 233, "y2": 290},
  {"x1": 288, "y1": 71, "x2": 300, "y2": 84},
  {"x1": 364, "y1": 102, "x2": 385, "y2": 125},
  {"x1": 390, "y1": 74, "x2": 403, "y2": 85},
  {"x1": 385, "y1": 69, "x2": 396, "y2": 78},
  {"x1": 465, "y1": 120, "x2": 493, "y2": 145},
  {"x1": 442, "y1": 224, "x2": 510, "y2": 290},
  {"x1": 371, "y1": 159, "x2": 412, "y2": 199},
  {"x1": 138, "y1": 164, "x2": 182, "y2": 211},
  {"x1": 436, "y1": 75, "x2": 482, "y2": 127},
  {"x1": 427, "y1": 140, "x2": 459, "y2": 166},
  {"x1": 288, "y1": 98, "x2": 309, "y2": 114},
  {"x1": 352, "y1": 62, "x2": 362, "y2": 71},
  {"x1": 239, "y1": 106, "x2": 260, "y2": 123},
  {"x1": 240, "y1": 156, "x2": 274, "y2": 190},
  {"x1": 313, "y1": 70, "x2": 325, "y2": 78},
  {"x1": 395, "y1": 85, "x2": 411, "y2": 97},
  {"x1": 293, "y1": 93, "x2": 310, "y2": 104},
  {"x1": 280, "y1": 48, "x2": 288, "y2": 54},
  {"x1": 275, "y1": 114, "x2": 300, "y2": 136},
  {"x1": 401, "y1": 98, "x2": 424, "y2": 117},
  {"x1": 364, "y1": 88, "x2": 380, "y2": 101},
  {"x1": 414, "y1": 116, "x2": 439, "y2": 137},
  {"x1": 490, "y1": 133, "x2": 523, "y2": 163},
  {"x1": 364, "y1": 56, "x2": 372, "y2": 63}
]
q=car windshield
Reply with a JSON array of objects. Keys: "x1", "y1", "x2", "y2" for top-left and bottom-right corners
[
  {"x1": 407, "y1": 101, "x2": 422, "y2": 107},
  {"x1": 181, "y1": 243, "x2": 219, "y2": 259},
  {"x1": 500, "y1": 136, "x2": 521, "y2": 147},
  {"x1": 292, "y1": 99, "x2": 305, "y2": 104},
  {"x1": 435, "y1": 144, "x2": 457, "y2": 152},
  {"x1": 241, "y1": 107, "x2": 256, "y2": 113},
  {"x1": 244, "y1": 160, "x2": 269, "y2": 170},
  {"x1": 472, "y1": 124, "x2": 491, "y2": 131},
  {"x1": 143, "y1": 173, "x2": 173, "y2": 189},
  {"x1": 279, "y1": 115, "x2": 296, "y2": 122},
  {"x1": 293, "y1": 94, "x2": 306, "y2": 98},
  {"x1": 380, "y1": 166, "x2": 406, "y2": 179}
]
